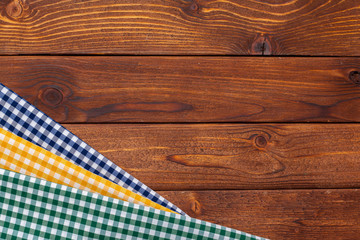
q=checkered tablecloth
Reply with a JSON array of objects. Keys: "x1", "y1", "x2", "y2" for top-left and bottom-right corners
[{"x1": 0, "y1": 84, "x2": 184, "y2": 215}]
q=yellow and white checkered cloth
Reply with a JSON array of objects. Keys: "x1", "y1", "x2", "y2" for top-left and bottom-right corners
[{"x1": 0, "y1": 127, "x2": 176, "y2": 214}]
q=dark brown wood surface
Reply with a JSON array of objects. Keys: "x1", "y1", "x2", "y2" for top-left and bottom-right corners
[
  {"x1": 160, "y1": 189, "x2": 360, "y2": 240},
  {"x1": 65, "y1": 124, "x2": 360, "y2": 191},
  {"x1": 0, "y1": 0, "x2": 360, "y2": 55},
  {"x1": 2, "y1": 0, "x2": 360, "y2": 238},
  {"x1": 2, "y1": 56, "x2": 360, "y2": 123}
]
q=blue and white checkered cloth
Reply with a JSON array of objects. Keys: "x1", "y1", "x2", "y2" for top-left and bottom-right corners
[{"x1": 0, "y1": 84, "x2": 184, "y2": 215}]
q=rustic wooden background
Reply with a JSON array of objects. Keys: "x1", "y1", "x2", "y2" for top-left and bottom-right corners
[{"x1": 1, "y1": 0, "x2": 360, "y2": 239}]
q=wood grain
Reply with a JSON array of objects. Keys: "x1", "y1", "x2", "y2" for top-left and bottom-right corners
[
  {"x1": 1, "y1": 0, "x2": 358, "y2": 239},
  {"x1": 0, "y1": 0, "x2": 359, "y2": 55},
  {"x1": 2, "y1": 56, "x2": 360, "y2": 123},
  {"x1": 159, "y1": 189, "x2": 360, "y2": 240},
  {"x1": 65, "y1": 123, "x2": 360, "y2": 191}
]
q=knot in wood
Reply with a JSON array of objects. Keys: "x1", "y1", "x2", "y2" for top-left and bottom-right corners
[
  {"x1": 349, "y1": 71, "x2": 360, "y2": 85},
  {"x1": 41, "y1": 87, "x2": 63, "y2": 107},
  {"x1": 183, "y1": 0, "x2": 200, "y2": 14},
  {"x1": 255, "y1": 135, "x2": 267, "y2": 148},
  {"x1": 6, "y1": 0, "x2": 23, "y2": 18},
  {"x1": 250, "y1": 34, "x2": 273, "y2": 55},
  {"x1": 190, "y1": 199, "x2": 201, "y2": 215},
  {"x1": 190, "y1": 2, "x2": 199, "y2": 11}
]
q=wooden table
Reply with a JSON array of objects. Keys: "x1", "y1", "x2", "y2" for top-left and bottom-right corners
[{"x1": 1, "y1": 0, "x2": 360, "y2": 239}]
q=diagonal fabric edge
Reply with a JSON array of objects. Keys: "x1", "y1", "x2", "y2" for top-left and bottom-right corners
[{"x1": 0, "y1": 83, "x2": 185, "y2": 215}]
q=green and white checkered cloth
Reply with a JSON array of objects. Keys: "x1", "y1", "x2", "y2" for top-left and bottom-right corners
[{"x1": 0, "y1": 168, "x2": 266, "y2": 239}]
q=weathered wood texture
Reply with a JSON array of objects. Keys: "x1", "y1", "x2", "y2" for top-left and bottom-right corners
[
  {"x1": 65, "y1": 124, "x2": 360, "y2": 191},
  {"x1": 0, "y1": 0, "x2": 359, "y2": 55},
  {"x1": 2, "y1": 56, "x2": 360, "y2": 123},
  {"x1": 159, "y1": 189, "x2": 360, "y2": 240}
]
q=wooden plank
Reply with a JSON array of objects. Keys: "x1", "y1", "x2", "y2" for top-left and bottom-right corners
[
  {"x1": 2, "y1": 56, "x2": 360, "y2": 123},
  {"x1": 0, "y1": 0, "x2": 359, "y2": 55},
  {"x1": 159, "y1": 189, "x2": 360, "y2": 240},
  {"x1": 65, "y1": 123, "x2": 360, "y2": 191}
]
